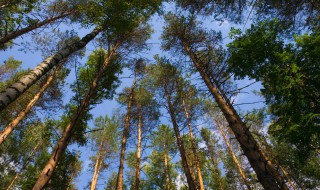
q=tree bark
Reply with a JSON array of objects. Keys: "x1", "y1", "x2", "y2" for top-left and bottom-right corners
[
  {"x1": 134, "y1": 104, "x2": 142, "y2": 190},
  {"x1": 0, "y1": 63, "x2": 63, "y2": 145},
  {"x1": 32, "y1": 46, "x2": 117, "y2": 190},
  {"x1": 182, "y1": 99, "x2": 205, "y2": 190},
  {"x1": 163, "y1": 143, "x2": 170, "y2": 190},
  {"x1": 163, "y1": 81, "x2": 197, "y2": 190},
  {"x1": 116, "y1": 77, "x2": 136, "y2": 190},
  {"x1": 90, "y1": 140, "x2": 105, "y2": 190},
  {"x1": 0, "y1": 27, "x2": 101, "y2": 112},
  {"x1": 0, "y1": 10, "x2": 75, "y2": 45},
  {"x1": 182, "y1": 41, "x2": 289, "y2": 190},
  {"x1": 215, "y1": 119, "x2": 251, "y2": 190}
]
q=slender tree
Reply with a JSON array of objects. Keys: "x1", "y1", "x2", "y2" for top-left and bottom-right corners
[
  {"x1": 200, "y1": 128, "x2": 225, "y2": 190},
  {"x1": 145, "y1": 124, "x2": 178, "y2": 190},
  {"x1": 115, "y1": 77, "x2": 136, "y2": 190},
  {"x1": 89, "y1": 115, "x2": 119, "y2": 190},
  {"x1": 146, "y1": 59, "x2": 197, "y2": 190}
]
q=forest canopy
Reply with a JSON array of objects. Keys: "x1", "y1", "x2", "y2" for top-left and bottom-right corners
[{"x1": 0, "y1": 0, "x2": 319, "y2": 189}]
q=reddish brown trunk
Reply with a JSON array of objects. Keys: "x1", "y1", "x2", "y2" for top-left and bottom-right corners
[
  {"x1": 32, "y1": 47, "x2": 117, "y2": 190},
  {"x1": 0, "y1": 63, "x2": 62, "y2": 145},
  {"x1": 182, "y1": 99, "x2": 205, "y2": 190},
  {"x1": 134, "y1": 105, "x2": 142, "y2": 190},
  {"x1": 0, "y1": 11, "x2": 75, "y2": 45},
  {"x1": 163, "y1": 81, "x2": 197, "y2": 190},
  {"x1": 182, "y1": 42, "x2": 289, "y2": 190},
  {"x1": 215, "y1": 119, "x2": 251, "y2": 190},
  {"x1": 116, "y1": 77, "x2": 136, "y2": 190}
]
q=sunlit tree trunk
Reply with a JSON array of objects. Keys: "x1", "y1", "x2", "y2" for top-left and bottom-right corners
[
  {"x1": 32, "y1": 46, "x2": 117, "y2": 190},
  {"x1": 182, "y1": 99, "x2": 205, "y2": 190},
  {"x1": 163, "y1": 81, "x2": 197, "y2": 190},
  {"x1": 116, "y1": 77, "x2": 136, "y2": 190},
  {"x1": 214, "y1": 119, "x2": 251, "y2": 190},
  {"x1": 90, "y1": 140, "x2": 105, "y2": 190},
  {"x1": 0, "y1": 63, "x2": 63, "y2": 145},
  {"x1": 182, "y1": 41, "x2": 289, "y2": 190},
  {"x1": 163, "y1": 142, "x2": 170, "y2": 190},
  {"x1": 0, "y1": 10, "x2": 75, "y2": 45},
  {"x1": 134, "y1": 104, "x2": 142, "y2": 190},
  {"x1": 0, "y1": 27, "x2": 101, "y2": 112}
]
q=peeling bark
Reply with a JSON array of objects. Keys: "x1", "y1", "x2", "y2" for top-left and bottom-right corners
[
  {"x1": 0, "y1": 27, "x2": 101, "y2": 112},
  {"x1": 0, "y1": 63, "x2": 63, "y2": 145}
]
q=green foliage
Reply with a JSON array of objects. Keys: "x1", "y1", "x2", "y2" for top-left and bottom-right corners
[
  {"x1": 143, "y1": 124, "x2": 178, "y2": 189},
  {"x1": 78, "y1": 0, "x2": 162, "y2": 33},
  {"x1": 89, "y1": 114, "x2": 120, "y2": 171},
  {"x1": 227, "y1": 20, "x2": 320, "y2": 159},
  {"x1": 143, "y1": 151, "x2": 178, "y2": 190},
  {"x1": 71, "y1": 48, "x2": 122, "y2": 107}
]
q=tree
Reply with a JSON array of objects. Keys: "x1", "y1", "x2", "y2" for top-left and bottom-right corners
[
  {"x1": 116, "y1": 75, "x2": 136, "y2": 190},
  {"x1": 0, "y1": 27, "x2": 101, "y2": 111},
  {"x1": 227, "y1": 20, "x2": 320, "y2": 159},
  {"x1": 132, "y1": 86, "x2": 159, "y2": 190},
  {"x1": 89, "y1": 115, "x2": 120, "y2": 190},
  {"x1": 179, "y1": 81, "x2": 206, "y2": 190},
  {"x1": 144, "y1": 124, "x2": 178, "y2": 190},
  {"x1": 0, "y1": 62, "x2": 64, "y2": 145},
  {"x1": 32, "y1": 46, "x2": 122, "y2": 189},
  {"x1": 200, "y1": 128, "x2": 225, "y2": 190},
  {"x1": 0, "y1": 0, "x2": 161, "y2": 111},
  {"x1": 162, "y1": 13, "x2": 289, "y2": 190},
  {"x1": 146, "y1": 58, "x2": 197, "y2": 190}
]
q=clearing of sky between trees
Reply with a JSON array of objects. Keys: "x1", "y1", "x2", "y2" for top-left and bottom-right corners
[{"x1": 0, "y1": 0, "x2": 319, "y2": 190}]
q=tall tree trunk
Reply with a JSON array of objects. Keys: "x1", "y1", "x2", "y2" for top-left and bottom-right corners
[
  {"x1": 116, "y1": 77, "x2": 136, "y2": 190},
  {"x1": 257, "y1": 135, "x2": 300, "y2": 190},
  {"x1": 182, "y1": 41, "x2": 289, "y2": 190},
  {"x1": 0, "y1": 63, "x2": 63, "y2": 145},
  {"x1": 0, "y1": 27, "x2": 101, "y2": 112},
  {"x1": 182, "y1": 99, "x2": 205, "y2": 190},
  {"x1": 0, "y1": 10, "x2": 75, "y2": 45},
  {"x1": 215, "y1": 119, "x2": 251, "y2": 190},
  {"x1": 90, "y1": 140, "x2": 105, "y2": 190},
  {"x1": 134, "y1": 104, "x2": 142, "y2": 190},
  {"x1": 163, "y1": 81, "x2": 197, "y2": 190},
  {"x1": 163, "y1": 143, "x2": 170, "y2": 190},
  {"x1": 32, "y1": 46, "x2": 117, "y2": 190}
]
